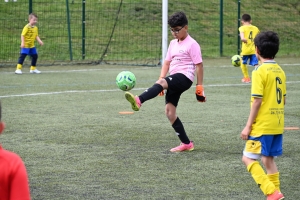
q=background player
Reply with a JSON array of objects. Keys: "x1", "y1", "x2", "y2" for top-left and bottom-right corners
[
  {"x1": 15, "y1": 13, "x2": 44, "y2": 75},
  {"x1": 239, "y1": 14, "x2": 260, "y2": 83}
]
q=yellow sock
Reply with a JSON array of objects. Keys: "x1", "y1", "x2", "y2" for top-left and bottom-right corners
[
  {"x1": 16, "y1": 64, "x2": 22, "y2": 70},
  {"x1": 247, "y1": 161, "x2": 276, "y2": 195},
  {"x1": 240, "y1": 63, "x2": 249, "y2": 78},
  {"x1": 30, "y1": 66, "x2": 36, "y2": 70},
  {"x1": 267, "y1": 172, "x2": 280, "y2": 192}
]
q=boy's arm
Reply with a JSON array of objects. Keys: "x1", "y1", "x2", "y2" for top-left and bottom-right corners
[
  {"x1": 240, "y1": 98, "x2": 262, "y2": 140},
  {"x1": 159, "y1": 60, "x2": 170, "y2": 78},
  {"x1": 158, "y1": 60, "x2": 170, "y2": 96},
  {"x1": 10, "y1": 156, "x2": 31, "y2": 200},
  {"x1": 195, "y1": 62, "x2": 206, "y2": 102},
  {"x1": 20, "y1": 35, "x2": 25, "y2": 48},
  {"x1": 240, "y1": 32, "x2": 247, "y2": 43},
  {"x1": 195, "y1": 62, "x2": 204, "y2": 85},
  {"x1": 36, "y1": 36, "x2": 44, "y2": 46}
]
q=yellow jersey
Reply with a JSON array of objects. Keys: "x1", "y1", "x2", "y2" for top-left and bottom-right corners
[
  {"x1": 250, "y1": 61, "x2": 286, "y2": 136},
  {"x1": 239, "y1": 24, "x2": 259, "y2": 55},
  {"x1": 21, "y1": 24, "x2": 39, "y2": 48}
]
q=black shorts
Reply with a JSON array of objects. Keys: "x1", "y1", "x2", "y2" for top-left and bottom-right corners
[{"x1": 164, "y1": 73, "x2": 193, "y2": 107}]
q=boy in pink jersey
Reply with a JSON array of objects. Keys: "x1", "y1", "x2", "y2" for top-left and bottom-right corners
[
  {"x1": 0, "y1": 101, "x2": 31, "y2": 200},
  {"x1": 125, "y1": 11, "x2": 206, "y2": 152}
]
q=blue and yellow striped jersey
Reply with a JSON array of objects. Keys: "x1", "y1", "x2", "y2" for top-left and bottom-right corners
[{"x1": 21, "y1": 24, "x2": 39, "y2": 48}]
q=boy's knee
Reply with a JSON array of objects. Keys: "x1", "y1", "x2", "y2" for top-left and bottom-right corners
[
  {"x1": 242, "y1": 155, "x2": 255, "y2": 166},
  {"x1": 31, "y1": 54, "x2": 38, "y2": 60}
]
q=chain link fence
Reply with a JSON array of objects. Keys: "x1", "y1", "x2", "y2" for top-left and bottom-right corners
[{"x1": 0, "y1": 0, "x2": 299, "y2": 66}]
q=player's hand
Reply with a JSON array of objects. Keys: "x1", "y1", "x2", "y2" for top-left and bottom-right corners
[
  {"x1": 159, "y1": 90, "x2": 164, "y2": 96},
  {"x1": 195, "y1": 85, "x2": 206, "y2": 102},
  {"x1": 158, "y1": 77, "x2": 164, "y2": 96},
  {"x1": 240, "y1": 126, "x2": 251, "y2": 140}
]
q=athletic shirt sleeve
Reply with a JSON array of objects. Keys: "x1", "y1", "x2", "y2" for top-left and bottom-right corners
[
  {"x1": 251, "y1": 68, "x2": 264, "y2": 98},
  {"x1": 21, "y1": 25, "x2": 29, "y2": 36},
  {"x1": 188, "y1": 42, "x2": 202, "y2": 65},
  {"x1": 0, "y1": 147, "x2": 31, "y2": 200}
]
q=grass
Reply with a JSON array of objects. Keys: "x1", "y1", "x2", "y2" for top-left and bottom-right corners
[
  {"x1": 0, "y1": 58, "x2": 299, "y2": 199},
  {"x1": 1, "y1": 0, "x2": 300, "y2": 65}
]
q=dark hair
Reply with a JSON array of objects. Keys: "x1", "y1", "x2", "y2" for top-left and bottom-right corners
[
  {"x1": 241, "y1": 14, "x2": 251, "y2": 22},
  {"x1": 254, "y1": 31, "x2": 279, "y2": 59},
  {"x1": 168, "y1": 11, "x2": 188, "y2": 27}
]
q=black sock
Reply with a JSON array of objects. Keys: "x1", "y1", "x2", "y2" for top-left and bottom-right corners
[
  {"x1": 139, "y1": 83, "x2": 163, "y2": 104},
  {"x1": 172, "y1": 117, "x2": 190, "y2": 144}
]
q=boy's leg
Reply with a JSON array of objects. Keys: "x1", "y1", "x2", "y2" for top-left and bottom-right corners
[
  {"x1": 170, "y1": 114, "x2": 194, "y2": 152},
  {"x1": 29, "y1": 54, "x2": 41, "y2": 73},
  {"x1": 165, "y1": 103, "x2": 191, "y2": 145},
  {"x1": 125, "y1": 83, "x2": 164, "y2": 111},
  {"x1": 267, "y1": 172, "x2": 281, "y2": 192},
  {"x1": 15, "y1": 54, "x2": 27, "y2": 74},
  {"x1": 243, "y1": 158, "x2": 276, "y2": 196},
  {"x1": 29, "y1": 48, "x2": 41, "y2": 74},
  {"x1": 16, "y1": 53, "x2": 27, "y2": 68},
  {"x1": 240, "y1": 63, "x2": 249, "y2": 77},
  {"x1": 172, "y1": 117, "x2": 190, "y2": 144},
  {"x1": 261, "y1": 152, "x2": 281, "y2": 193},
  {"x1": 165, "y1": 75, "x2": 194, "y2": 152},
  {"x1": 240, "y1": 55, "x2": 250, "y2": 83},
  {"x1": 139, "y1": 83, "x2": 163, "y2": 103},
  {"x1": 30, "y1": 54, "x2": 38, "y2": 70},
  {"x1": 262, "y1": 135, "x2": 283, "y2": 194},
  {"x1": 243, "y1": 135, "x2": 284, "y2": 198},
  {"x1": 16, "y1": 48, "x2": 30, "y2": 74}
]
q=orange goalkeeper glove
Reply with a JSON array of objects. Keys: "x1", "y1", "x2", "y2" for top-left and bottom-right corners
[
  {"x1": 195, "y1": 85, "x2": 206, "y2": 102},
  {"x1": 158, "y1": 77, "x2": 164, "y2": 96}
]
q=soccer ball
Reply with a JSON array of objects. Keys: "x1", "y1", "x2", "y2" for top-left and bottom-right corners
[
  {"x1": 116, "y1": 71, "x2": 136, "y2": 91},
  {"x1": 231, "y1": 55, "x2": 241, "y2": 67}
]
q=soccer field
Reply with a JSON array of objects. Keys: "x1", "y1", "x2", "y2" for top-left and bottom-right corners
[{"x1": 0, "y1": 57, "x2": 299, "y2": 199}]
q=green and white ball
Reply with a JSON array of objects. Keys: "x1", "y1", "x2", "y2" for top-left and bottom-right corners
[
  {"x1": 116, "y1": 71, "x2": 136, "y2": 91},
  {"x1": 231, "y1": 55, "x2": 241, "y2": 67}
]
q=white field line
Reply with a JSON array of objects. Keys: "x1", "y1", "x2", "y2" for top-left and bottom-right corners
[
  {"x1": 0, "y1": 63, "x2": 299, "y2": 74},
  {"x1": 0, "y1": 67, "x2": 155, "y2": 74},
  {"x1": 0, "y1": 81, "x2": 299, "y2": 99}
]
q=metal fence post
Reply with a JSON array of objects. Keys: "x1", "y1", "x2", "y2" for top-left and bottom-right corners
[
  {"x1": 66, "y1": 0, "x2": 73, "y2": 61},
  {"x1": 29, "y1": 0, "x2": 32, "y2": 13},
  {"x1": 220, "y1": 0, "x2": 223, "y2": 57},
  {"x1": 237, "y1": 0, "x2": 241, "y2": 55},
  {"x1": 82, "y1": 0, "x2": 85, "y2": 60}
]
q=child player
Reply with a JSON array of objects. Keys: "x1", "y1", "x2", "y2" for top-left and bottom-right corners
[
  {"x1": 239, "y1": 14, "x2": 260, "y2": 83},
  {"x1": 0, "y1": 101, "x2": 31, "y2": 199},
  {"x1": 240, "y1": 31, "x2": 286, "y2": 200},
  {"x1": 15, "y1": 13, "x2": 44, "y2": 75},
  {"x1": 124, "y1": 11, "x2": 206, "y2": 152}
]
